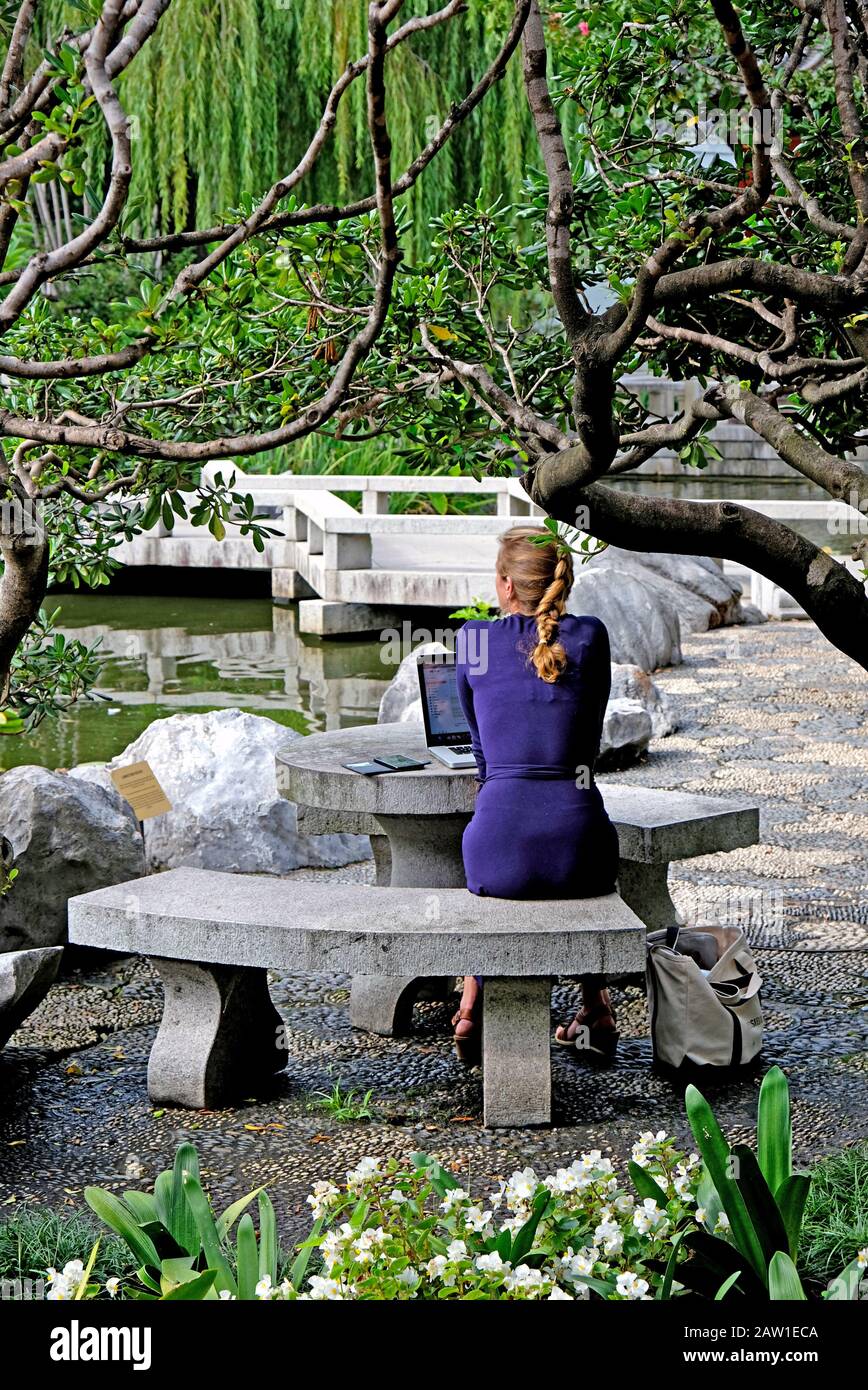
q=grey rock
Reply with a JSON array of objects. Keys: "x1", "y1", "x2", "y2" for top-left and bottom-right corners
[
  {"x1": 377, "y1": 640, "x2": 447, "y2": 725},
  {"x1": 610, "y1": 662, "x2": 677, "y2": 738},
  {"x1": 0, "y1": 946, "x2": 63, "y2": 1048},
  {"x1": 739, "y1": 602, "x2": 768, "y2": 625},
  {"x1": 68, "y1": 762, "x2": 139, "y2": 825},
  {"x1": 587, "y1": 548, "x2": 745, "y2": 634},
  {"x1": 100, "y1": 708, "x2": 370, "y2": 875},
  {"x1": 0, "y1": 766, "x2": 146, "y2": 951},
  {"x1": 567, "y1": 568, "x2": 683, "y2": 669},
  {"x1": 599, "y1": 698, "x2": 653, "y2": 769}
]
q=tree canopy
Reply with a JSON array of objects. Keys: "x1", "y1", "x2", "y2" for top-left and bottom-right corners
[{"x1": 0, "y1": 0, "x2": 867, "y2": 733}]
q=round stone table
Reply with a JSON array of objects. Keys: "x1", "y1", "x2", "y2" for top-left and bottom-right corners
[{"x1": 276, "y1": 722, "x2": 477, "y2": 890}]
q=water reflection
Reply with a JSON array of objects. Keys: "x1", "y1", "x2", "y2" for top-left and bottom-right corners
[{"x1": 4, "y1": 597, "x2": 401, "y2": 772}]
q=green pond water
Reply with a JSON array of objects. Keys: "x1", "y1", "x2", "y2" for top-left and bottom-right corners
[{"x1": 3, "y1": 595, "x2": 402, "y2": 773}]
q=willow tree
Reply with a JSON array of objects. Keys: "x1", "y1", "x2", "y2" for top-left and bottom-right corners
[
  {"x1": 0, "y1": 0, "x2": 867, "y2": 736},
  {"x1": 32, "y1": 0, "x2": 537, "y2": 259}
]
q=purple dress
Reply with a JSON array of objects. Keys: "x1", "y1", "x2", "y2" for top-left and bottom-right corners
[{"x1": 455, "y1": 614, "x2": 620, "y2": 899}]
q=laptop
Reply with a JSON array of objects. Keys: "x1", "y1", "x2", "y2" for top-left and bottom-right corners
[{"x1": 416, "y1": 655, "x2": 477, "y2": 769}]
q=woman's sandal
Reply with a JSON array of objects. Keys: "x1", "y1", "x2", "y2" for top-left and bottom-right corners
[
  {"x1": 554, "y1": 1002, "x2": 619, "y2": 1059},
  {"x1": 452, "y1": 1006, "x2": 481, "y2": 1064}
]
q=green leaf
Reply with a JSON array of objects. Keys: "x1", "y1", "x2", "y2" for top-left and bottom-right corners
[
  {"x1": 258, "y1": 1192, "x2": 278, "y2": 1285},
  {"x1": 216, "y1": 1184, "x2": 266, "y2": 1241},
  {"x1": 628, "y1": 1161, "x2": 669, "y2": 1207},
  {"x1": 768, "y1": 1250, "x2": 807, "y2": 1300},
  {"x1": 73, "y1": 1241, "x2": 100, "y2": 1300},
  {"x1": 776, "y1": 1173, "x2": 811, "y2": 1262},
  {"x1": 235, "y1": 1214, "x2": 259, "y2": 1300},
  {"x1": 824, "y1": 1254, "x2": 865, "y2": 1300},
  {"x1": 715, "y1": 1270, "x2": 743, "y2": 1300},
  {"x1": 757, "y1": 1066, "x2": 791, "y2": 1196},
  {"x1": 658, "y1": 1234, "x2": 684, "y2": 1301},
  {"x1": 181, "y1": 1171, "x2": 237, "y2": 1297},
  {"x1": 289, "y1": 1217, "x2": 322, "y2": 1292},
  {"x1": 123, "y1": 1191, "x2": 158, "y2": 1226},
  {"x1": 154, "y1": 1144, "x2": 201, "y2": 1257},
  {"x1": 84, "y1": 1188, "x2": 161, "y2": 1272},
  {"x1": 730, "y1": 1144, "x2": 790, "y2": 1265},
  {"x1": 161, "y1": 1269, "x2": 218, "y2": 1301},
  {"x1": 685, "y1": 1086, "x2": 767, "y2": 1285}
]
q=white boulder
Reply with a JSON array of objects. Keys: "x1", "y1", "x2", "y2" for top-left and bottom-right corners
[{"x1": 79, "y1": 709, "x2": 370, "y2": 874}]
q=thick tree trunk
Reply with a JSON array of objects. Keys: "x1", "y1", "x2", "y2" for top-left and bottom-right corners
[
  {"x1": 0, "y1": 529, "x2": 48, "y2": 703},
  {"x1": 529, "y1": 474, "x2": 868, "y2": 673}
]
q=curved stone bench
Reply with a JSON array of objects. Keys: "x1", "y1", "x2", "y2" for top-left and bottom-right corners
[{"x1": 68, "y1": 867, "x2": 646, "y2": 1128}]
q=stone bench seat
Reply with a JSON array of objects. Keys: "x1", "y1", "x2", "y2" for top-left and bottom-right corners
[{"x1": 68, "y1": 866, "x2": 646, "y2": 1128}]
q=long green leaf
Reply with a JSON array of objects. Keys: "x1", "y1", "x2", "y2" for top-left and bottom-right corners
[
  {"x1": 73, "y1": 1241, "x2": 100, "y2": 1301},
  {"x1": 161, "y1": 1269, "x2": 218, "y2": 1301},
  {"x1": 715, "y1": 1270, "x2": 743, "y2": 1300},
  {"x1": 216, "y1": 1184, "x2": 266, "y2": 1241},
  {"x1": 123, "y1": 1192, "x2": 159, "y2": 1225},
  {"x1": 181, "y1": 1171, "x2": 237, "y2": 1297},
  {"x1": 289, "y1": 1217, "x2": 323, "y2": 1292},
  {"x1": 776, "y1": 1173, "x2": 811, "y2": 1262},
  {"x1": 824, "y1": 1255, "x2": 865, "y2": 1301},
  {"x1": 170, "y1": 1144, "x2": 202, "y2": 1256},
  {"x1": 757, "y1": 1067, "x2": 791, "y2": 1196},
  {"x1": 731, "y1": 1145, "x2": 790, "y2": 1264},
  {"x1": 84, "y1": 1188, "x2": 161, "y2": 1272},
  {"x1": 768, "y1": 1250, "x2": 807, "y2": 1300},
  {"x1": 684, "y1": 1085, "x2": 767, "y2": 1285},
  {"x1": 628, "y1": 1161, "x2": 668, "y2": 1207},
  {"x1": 657, "y1": 1234, "x2": 683, "y2": 1301},
  {"x1": 236, "y1": 1214, "x2": 259, "y2": 1301},
  {"x1": 258, "y1": 1192, "x2": 278, "y2": 1285}
]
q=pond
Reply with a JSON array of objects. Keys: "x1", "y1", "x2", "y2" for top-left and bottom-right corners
[{"x1": 4, "y1": 595, "x2": 402, "y2": 773}]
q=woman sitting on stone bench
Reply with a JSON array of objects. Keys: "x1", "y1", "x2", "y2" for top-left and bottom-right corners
[{"x1": 453, "y1": 526, "x2": 620, "y2": 1061}]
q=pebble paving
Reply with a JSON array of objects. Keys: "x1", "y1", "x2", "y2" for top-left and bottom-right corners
[{"x1": 1, "y1": 620, "x2": 866, "y2": 1248}]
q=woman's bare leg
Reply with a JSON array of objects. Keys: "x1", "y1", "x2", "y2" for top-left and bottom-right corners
[{"x1": 453, "y1": 975, "x2": 480, "y2": 1038}]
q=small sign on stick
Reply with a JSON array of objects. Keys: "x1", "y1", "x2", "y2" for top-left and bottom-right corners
[{"x1": 110, "y1": 761, "x2": 172, "y2": 821}]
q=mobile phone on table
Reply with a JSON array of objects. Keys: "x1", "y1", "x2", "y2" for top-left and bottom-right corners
[
  {"x1": 343, "y1": 760, "x2": 388, "y2": 775},
  {"x1": 374, "y1": 755, "x2": 430, "y2": 771}
]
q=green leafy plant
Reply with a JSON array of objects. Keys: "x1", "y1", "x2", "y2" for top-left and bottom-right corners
[
  {"x1": 84, "y1": 1141, "x2": 282, "y2": 1300},
  {"x1": 307, "y1": 1083, "x2": 375, "y2": 1123},
  {"x1": 448, "y1": 598, "x2": 501, "y2": 622}
]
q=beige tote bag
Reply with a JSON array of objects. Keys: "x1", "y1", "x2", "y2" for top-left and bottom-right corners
[{"x1": 646, "y1": 924, "x2": 763, "y2": 1070}]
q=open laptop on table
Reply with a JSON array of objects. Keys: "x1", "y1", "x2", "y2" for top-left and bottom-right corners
[{"x1": 416, "y1": 654, "x2": 477, "y2": 769}]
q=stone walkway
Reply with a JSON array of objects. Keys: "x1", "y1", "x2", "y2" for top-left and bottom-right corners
[{"x1": 1, "y1": 619, "x2": 866, "y2": 1248}]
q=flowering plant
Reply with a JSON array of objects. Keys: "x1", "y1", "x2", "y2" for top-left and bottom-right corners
[{"x1": 273, "y1": 1134, "x2": 707, "y2": 1301}]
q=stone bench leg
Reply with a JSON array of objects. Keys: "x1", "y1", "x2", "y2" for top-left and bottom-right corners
[
  {"x1": 616, "y1": 860, "x2": 684, "y2": 932},
  {"x1": 483, "y1": 977, "x2": 551, "y2": 1128},
  {"x1": 148, "y1": 959, "x2": 285, "y2": 1108},
  {"x1": 349, "y1": 974, "x2": 454, "y2": 1036}
]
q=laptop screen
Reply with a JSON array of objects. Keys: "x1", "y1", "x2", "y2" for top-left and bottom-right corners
[{"x1": 417, "y1": 657, "x2": 471, "y2": 745}]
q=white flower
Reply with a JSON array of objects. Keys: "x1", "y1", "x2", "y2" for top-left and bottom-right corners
[
  {"x1": 593, "y1": 1214, "x2": 624, "y2": 1257},
  {"x1": 715, "y1": 1211, "x2": 731, "y2": 1233},
  {"x1": 499, "y1": 1215, "x2": 525, "y2": 1236},
  {"x1": 351, "y1": 1226, "x2": 386, "y2": 1263},
  {"x1": 255, "y1": 1275, "x2": 274, "y2": 1300},
  {"x1": 505, "y1": 1167, "x2": 538, "y2": 1207},
  {"x1": 46, "y1": 1286, "x2": 72, "y2": 1301},
  {"x1": 396, "y1": 1266, "x2": 419, "y2": 1288},
  {"x1": 307, "y1": 1275, "x2": 347, "y2": 1301},
  {"x1": 504, "y1": 1264, "x2": 545, "y2": 1295},
  {"x1": 616, "y1": 1270, "x2": 651, "y2": 1300},
  {"x1": 425, "y1": 1254, "x2": 457, "y2": 1287},
  {"x1": 463, "y1": 1205, "x2": 493, "y2": 1234},
  {"x1": 613, "y1": 1192, "x2": 635, "y2": 1215},
  {"x1": 548, "y1": 1285, "x2": 574, "y2": 1300},
  {"x1": 105, "y1": 1276, "x2": 121, "y2": 1298},
  {"x1": 695, "y1": 1206, "x2": 707, "y2": 1225},
  {"x1": 346, "y1": 1156, "x2": 381, "y2": 1189},
  {"x1": 857, "y1": 1248, "x2": 868, "y2": 1270},
  {"x1": 218, "y1": 1289, "x2": 235, "y2": 1300},
  {"x1": 446, "y1": 1239, "x2": 468, "y2": 1261},
  {"x1": 62, "y1": 1260, "x2": 84, "y2": 1281},
  {"x1": 475, "y1": 1251, "x2": 508, "y2": 1275},
  {"x1": 633, "y1": 1198, "x2": 668, "y2": 1236},
  {"x1": 388, "y1": 1188, "x2": 408, "y2": 1205},
  {"x1": 440, "y1": 1187, "x2": 469, "y2": 1213},
  {"x1": 306, "y1": 1180, "x2": 340, "y2": 1219}
]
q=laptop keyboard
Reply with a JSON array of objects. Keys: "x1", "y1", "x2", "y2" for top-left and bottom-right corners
[{"x1": 448, "y1": 745, "x2": 473, "y2": 755}]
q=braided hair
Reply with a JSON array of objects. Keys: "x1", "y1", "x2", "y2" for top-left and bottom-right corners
[{"x1": 496, "y1": 526, "x2": 575, "y2": 682}]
